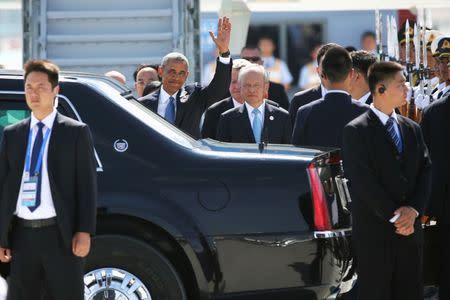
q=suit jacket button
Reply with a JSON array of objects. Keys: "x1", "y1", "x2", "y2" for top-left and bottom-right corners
[{"x1": 395, "y1": 155, "x2": 401, "y2": 160}]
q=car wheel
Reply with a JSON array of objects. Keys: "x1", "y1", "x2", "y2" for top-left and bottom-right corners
[{"x1": 84, "y1": 235, "x2": 187, "y2": 300}]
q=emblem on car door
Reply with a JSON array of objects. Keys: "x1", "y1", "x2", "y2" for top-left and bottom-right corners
[{"x1": 113, "y1": 139, "x2": 128, "y2": 152}]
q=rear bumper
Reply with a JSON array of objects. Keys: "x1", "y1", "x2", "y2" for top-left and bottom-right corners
[{"x1": 314, "y1": 228, "x2": 352, "y2": 239}]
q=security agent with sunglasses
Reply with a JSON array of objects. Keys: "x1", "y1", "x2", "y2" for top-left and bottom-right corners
[
  {"x1": 139, "y1": 17, "x2": 232, "y2": 139},
  {"x1": 343, "y1": 61, "x2": 431, "y2": 300},
  {"x1": 0, "y1": 59, "x2": 97, "y2": 299}
]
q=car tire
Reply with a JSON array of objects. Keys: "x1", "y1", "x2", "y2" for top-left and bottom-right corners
[{"x1": 84, "y1": 234, "x2": 187, "y2": 300}]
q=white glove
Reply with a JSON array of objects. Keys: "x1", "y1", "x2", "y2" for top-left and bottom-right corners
[{"x1": 415, "y1": 93, "x2": 424, "y2": 110}]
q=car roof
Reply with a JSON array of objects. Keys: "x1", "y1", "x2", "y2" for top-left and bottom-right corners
[{"x1": 0, "y1": 69, "x2": 132, "y2": 95}]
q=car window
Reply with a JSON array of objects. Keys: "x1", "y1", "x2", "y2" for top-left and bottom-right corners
[{"x1": 0, "y1": 100, "x2": 31, "y2": 142}]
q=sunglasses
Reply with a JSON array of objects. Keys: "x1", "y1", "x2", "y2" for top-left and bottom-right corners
[{"x1": 242, "y1": 56, "x2": 262, "y2": 63}]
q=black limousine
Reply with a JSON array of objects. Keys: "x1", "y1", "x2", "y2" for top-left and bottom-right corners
[{"x1": 0, "y1": 71, "x2": 437, "y2": 300}]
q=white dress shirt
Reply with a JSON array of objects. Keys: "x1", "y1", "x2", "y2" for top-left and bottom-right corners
[
  {"x1": 320, "y1": 84, "x2": 328, "y2": 97},
  {"x1": 232, "y1": 98, "x2": 243, "y2": 108},
  {"x1": 15, "y1": 109, "x2": 57, "y2": 220},
  {"x1": 245, "y1": 101, "x2": 265, "y2": 130},
  {"x1": 157, "y1": 86, "x2": 178, "y2": 118},
  {"x1": 357, "y1": 91, "x2": 372, "y2": 104},
  {"x1": 262, "y1": 56, "x2": 293, "y2": 86}
]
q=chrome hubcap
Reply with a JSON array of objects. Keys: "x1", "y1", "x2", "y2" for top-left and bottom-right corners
[{"x1": 84, "y1": 268, "x2": 152, "y2": 300}]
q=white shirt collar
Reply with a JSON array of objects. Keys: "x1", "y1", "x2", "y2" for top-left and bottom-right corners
[
  {"x1": 159, "y1": 85, "x2": 178, "y2": 104},
  {"x1": 232, "y1": 98, "x2": 243, "y2": 108},
  {"x1": 30, "y1": 109, "x2": 57, "y2": 130},
  {"x1": 370, "y1": 103, "x2": 399, "y2": 126},
  {"x1": 326, "y1": 89, "x2": 350, "y2": 96},
  {"x1": 357, "y1": 91, "x2": 372, "y2": 104},
  {"x1": 245, "y1": 100, "x2": 265, "y2": 117},
  {"x1": 320, "y1": 84, "x2": 328, "y2": 97}
]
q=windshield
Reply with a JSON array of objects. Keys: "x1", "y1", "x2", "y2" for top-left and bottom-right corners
[{"x1": 76, "y1": 77, "x2": 198, "y2": 150}]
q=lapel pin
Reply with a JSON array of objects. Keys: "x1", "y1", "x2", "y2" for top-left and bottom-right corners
[{"x1": 269, "y1": 116, "x2": 274, "y2": 121}]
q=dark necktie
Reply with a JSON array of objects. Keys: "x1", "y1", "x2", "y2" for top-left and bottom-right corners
[
  {"x1": 28, "y1": 122, "x2": 45, "y2": 212},
  {"x1": 385, "y1": 117, "x2": 403, "y2": 154}
]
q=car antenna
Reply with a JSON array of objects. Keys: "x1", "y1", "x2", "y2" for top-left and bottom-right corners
[{"x1": 258, "y1": 125, "x2": 269, "y2": 153}]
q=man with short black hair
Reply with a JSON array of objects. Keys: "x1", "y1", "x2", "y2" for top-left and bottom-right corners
[
  {"x1": 289, "y1": 43, "x2": 340, "y2": 125},
  {"x1": 291, "y1": 46, "x2": 368, "y2": 147},
  {"x1": 350, "y1": 50, "x2": 377, "y2": 104},
  {"x1": 343, "y1": 61, "x2": 431, "y2": 300},
  {"x1": 0, "y1": 59, "x2": 97, "y2": 299}
]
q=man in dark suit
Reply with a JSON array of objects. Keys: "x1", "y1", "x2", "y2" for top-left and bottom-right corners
[
  {"x1": 240, "y1": 46, "x2": 290, "y2": 110},
  {"x1": 350, "y1": 50, "x2": 376, "y2": 105},
  {"x1": 201, "y1": 59, "x2": 280, "y2": 139},
  {"x1": 291, "y1": 46, "x2": 369, "y2": 148},
  {"x1": 0, "y1": 60, "x2": 97, "y2": 299},
  {"x1": 343, "y1": 61, "x2": 431, "y2": 300},
  {"x1": 139, "y1": 17, "x2": 232, "y2": 139},
  {"x1": 216, "y1": 65, "x2": 291, "y2": 144},
  {"x1": 288, "y1": 43, "x2": 339, "y2": 125},
  {"x1": 420, "y1": 94, "x2": 450, "y2": 299},
  {"x1": 201, "y1": 59, "x2": 251, "y2": 140}
]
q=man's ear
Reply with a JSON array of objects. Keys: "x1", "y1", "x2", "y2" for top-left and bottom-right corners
[
  {"x1": 348, "y1": 68, "x2": 355, "y2": 82},
  {"x1": 53, "y1": 85, "x2": 60, "y2": 95},
  {"x1": 158, "y1": 66, "x2": 164, "y2": 78}
]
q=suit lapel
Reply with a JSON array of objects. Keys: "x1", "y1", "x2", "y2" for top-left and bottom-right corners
[
  {"x1": 262, "y1": 103, "x2": 274, "y2": 142},
  {"x1": 175, "y1": 87, "x2": 188, "y2": 127},
  {"x1": 226, "y1": 97, "x2": 234, "y2": 110},
  {"x1": 238, "y1": 105, "x2": 255, "y2": 143},
  {"x1": 16, "y1": 118, "x2": 31, "y2": 172},
  {"x1": 143, "y1": 89, "x2": 160, "y2": 113},
  {"x1": 316, "y1": 85, "x2": 323, "y2": 98},
  {"x1": 397, "y1": 116, "x2": 411, "y2": 158},
  {"x1": 47, "y1": 113, "x2": 65, "y2": 178}
]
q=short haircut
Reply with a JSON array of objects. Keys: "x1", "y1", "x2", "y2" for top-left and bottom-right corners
[
  {"x1": 361, "y1": 31, "x2": 376, "y2": 41},
  {"x1": 345, "y1": 46, "x2": 357, "y2": 52},
  {"x1": 240, "y1": 45, "x2": 261, "y2": 55},
  {"x1": 142, "y1": 81, "x2": 162, "y2": 97},
  {"x1": 133, "y1": 63, "x2": 159, "y2": 81},
  {"x1": 238, "y1": 64, "x2": 270, "y2": 84},
  {"x1": 368, "y1": 61, "x2": 404, "y2": 94},
  {"x1": 161, "y1": 52, "x2": 189, "y2": 69},
  {"x1": 350, "y1": 50, "x2": 377, "y2": 82},
  {"x1": 321, "y1": 46, "x2": 353, "y2": 83},
  {"x1": 232, "y1": 58, "x2": 251, "y2": 71},
  {"x1": 316, "y1": 43, "x2": 340, "y2": 65},
  {"x1": 24, "y1": 59, "x2": 59, "y2": 88}
]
